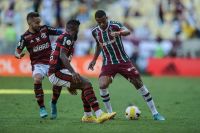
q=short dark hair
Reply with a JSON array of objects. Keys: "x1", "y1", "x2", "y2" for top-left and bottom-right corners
[
  {"x1": 66, "y1": 19, "x2": 80, "y2": 29},
  {"x1": 26, "y1": 12, "x2": 40, "y2": 22},
  {"x1": 95, "y1": 10, "x2": 106, "y2": 18}
]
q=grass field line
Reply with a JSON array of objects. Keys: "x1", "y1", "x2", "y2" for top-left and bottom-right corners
[{"x1": 0, "y1": 89, "x2": 69, "y2": 94}]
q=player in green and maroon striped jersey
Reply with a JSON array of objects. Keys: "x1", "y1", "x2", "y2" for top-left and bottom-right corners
[{"x1": 88, "y1": 10, "x2": 165, "y2": 121}]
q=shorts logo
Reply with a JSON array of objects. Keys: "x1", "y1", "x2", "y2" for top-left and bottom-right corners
[{"x1": 127, "y1": 67, "x2": 135, "y2": 72}]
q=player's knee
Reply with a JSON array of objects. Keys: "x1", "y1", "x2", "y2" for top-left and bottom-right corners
[
  {"x1": 100, "y1": 82, "x2": 109, "y2": 89},
  {"x1": 84, "y1": 81, "x2": 92, "y2": 88},
  {"x1": 130, "y1": 78, "x2": 143, "y2": 89},
  {"x1": 33, "y1": 74, "x2": 43, "y2": 84}
]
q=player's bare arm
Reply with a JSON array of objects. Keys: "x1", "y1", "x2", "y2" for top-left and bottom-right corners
[
  {"x1": 59, "y1": 47, "x2": 81, "y2": 83},
  {"x1": 88, "y1": 44, "x2": 101, "y2": 71},
  {"x1": 110, "y1": 26, "x2": 130, "y2": 37}
]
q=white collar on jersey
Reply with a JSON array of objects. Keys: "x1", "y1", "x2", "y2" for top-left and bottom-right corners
[{"x1": 98, "y1": 20, "x2": 110, "y2": 32}]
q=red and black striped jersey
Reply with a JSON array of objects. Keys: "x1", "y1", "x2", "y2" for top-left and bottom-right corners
[
  {"x1": 17, "y1": 25, "x2": 62, "y2": 66},
  {"x1": 48, "y1": 32, "x2": 75, "y2": 75}
]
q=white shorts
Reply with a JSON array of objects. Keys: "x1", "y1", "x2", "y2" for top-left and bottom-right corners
[
  {"x1": 48, "y1": 69, "x2": 72, "y2": 88},
  {"x1": 32, "y1": 64, "x2": 49, "y2": 78}
]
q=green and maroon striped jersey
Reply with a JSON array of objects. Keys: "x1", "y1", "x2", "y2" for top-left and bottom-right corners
[{"x1": 92, "y1": 20, "x2": 130, "y2": 65}]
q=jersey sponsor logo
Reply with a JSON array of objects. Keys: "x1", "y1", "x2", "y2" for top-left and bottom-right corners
[
  {"x1": 127, "y1": 66, "x2": 135, "y2": 71},
  {"x1": 33, "y1": 42, "x2": 50, "y2": 52},
  {"x1": 100, "y1": 38, "x2": 116, "y2": 46}
]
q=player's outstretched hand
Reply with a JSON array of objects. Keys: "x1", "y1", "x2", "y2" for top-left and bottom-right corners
[
  {"x1": 88, "y1": 60, "x2": 96, "y2": 71},
  {"x1": 67, "y1": 88, "x2": 77, "y2": 95},
  {"x1": 15, "y1": 53, "x2": 25, "y2": 59},
  {"x1": 110, "y1": 31, "x2": 120, "y2": 37},
  {"x1": 72, "y1": 72, "x2": 81, "y2": 83}
]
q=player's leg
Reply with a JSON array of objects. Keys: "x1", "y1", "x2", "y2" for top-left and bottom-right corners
[
  {"x1": 33, "y1": 65, "x2": 47, "y2": 118},
  {"x1": 50, "y1": 85, "x2": 62, "y2": 119},
  {"x1": 120, "y1": 61, "x2": 165, "y2": 120},
  {"x1": 70, "y1": 76, "x2": 116, "y2": 123},
  {"x1": 80, "y1": 88, "x2": 96, "y2": 123},
  {"x1": 99, "y1": 76, "x2": 113, "y2": 113},
  {"x1": 98, "y1": 65, "x2": 116, "y2": 116}
]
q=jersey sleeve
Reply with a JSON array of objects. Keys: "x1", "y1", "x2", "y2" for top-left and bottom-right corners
[
  {"x1": 92, "y1": 30, "x2": 100, "y2": 46},
  {"x1": 16, "y1": 36, "x2": 27, "y2": 50},
  {"x1": 46, "y1": 25, "x2": 63, "y2": 35},
  {"x1": 111, "y1": 21, "x2": 127, "y2": 31},
  {"x1": 56, "y1": 35, "x2": 73, "y2": 54}
]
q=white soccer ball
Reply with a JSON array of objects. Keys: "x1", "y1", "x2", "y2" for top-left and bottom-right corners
[{"x1": 125, "y1": 106, "x2": 141, "y2": 120}]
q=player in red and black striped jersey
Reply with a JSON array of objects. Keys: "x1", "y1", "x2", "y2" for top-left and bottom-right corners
[
  {"x1": 48, "y1": 19, "x2": 116, "y2": 123},
  {"x1": 14, "y1": 12, "x2": 63, "y2": 119},
  {"x1": 88, "y1": 10, "x2": 165, "y2": 120}
]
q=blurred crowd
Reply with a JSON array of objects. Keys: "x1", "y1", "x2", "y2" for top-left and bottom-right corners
[{"x1": 0, "y1": 0, "x2": 200, "y2": 72}]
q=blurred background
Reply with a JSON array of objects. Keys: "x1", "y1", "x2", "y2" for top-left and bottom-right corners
[{"x1": 0, "y1": 0, "x2": 200, "y2": 75}]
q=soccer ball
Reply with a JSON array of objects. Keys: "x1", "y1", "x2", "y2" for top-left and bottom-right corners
[{"x1": 125, "y1": 106, "x2": 141, "y2": 120}]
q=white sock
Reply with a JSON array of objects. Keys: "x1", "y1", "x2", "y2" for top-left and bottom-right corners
[
  {"x1": 138, "y1": 85, "x2": 158, "y2": 115},
  {"x1": 84, "y1": 112, "x2": 93, "y2": 117},
  {"x1": 100, "y1": 89, "x2": 113, "y2": 113},
  {"x1": 95, "y1": 109, "x2": 103, "y2": 117}
]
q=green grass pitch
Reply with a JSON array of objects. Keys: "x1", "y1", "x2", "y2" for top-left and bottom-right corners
[{"x1": 0, "y1": 76, "x2": 199, "y2": 133}]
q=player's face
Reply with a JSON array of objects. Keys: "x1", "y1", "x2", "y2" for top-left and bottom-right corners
[
  {"x1": 70, "y1": 25, "x2": 79, "y2": 38},
  {"x1": 95, "y1": 16, "x2": 108, "y2": 30},
  {"x1": 29, "y1": 17, "x2": 41, "y2": 32}
]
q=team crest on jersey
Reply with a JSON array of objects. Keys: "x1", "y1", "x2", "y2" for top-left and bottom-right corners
[
  {"x1": 36, "y1": 37, "x2": 40, "y2": 42},
  {"x1": 41, "y1": 33, "x2": 47, "y2": 38}
]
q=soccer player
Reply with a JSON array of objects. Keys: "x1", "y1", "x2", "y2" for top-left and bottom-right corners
[
  {"x1": 48, "y1": 19, "x2": 116, "y2": 123},
  {"x1": 88, "y1": 10, "x2": 165, "y2": 121},
  {"x1": 15, "y1": 12, "x2": 63, "y2": 119}
]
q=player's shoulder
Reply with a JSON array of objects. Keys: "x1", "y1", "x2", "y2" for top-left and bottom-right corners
[
  {"x1": 21, "y1": 30, "x2": 32, "y2": 40},
  {"x1": 40, "y1": 25, "x2": 49, "y2": 32},
  {"x1": 58, "y1": 32, "x2": 71, "y2": 39},
  {"x1": 110, "y1": 20, "x2": 121, "y2": 24},
  {"x1": 56, "y1": 32, "x2": 73, "y2": 46},
  {"x1": 109, "y1": 20, "x2": 123, "y2": 27},
  {"x1": 57, "y1": 32, "x2": 72, "y2": 43},
  {"x1": 91, "y1": 25, "x2": 99, "y2": 35}
]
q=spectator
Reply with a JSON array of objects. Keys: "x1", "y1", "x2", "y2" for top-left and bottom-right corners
[{"x1": 3, "y1": 23, "x2": 17, "y2": 54}]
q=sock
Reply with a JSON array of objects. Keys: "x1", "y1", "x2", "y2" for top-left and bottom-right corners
[
  {"x1": 34, "y1": 83, "x2": 44, "y2": 108},
  {"x1": 81, "y1": 91, "x2": 92, "y2": 113},
  {"x1": 100, "y1": 89, "x2": 113, "y2": 113},
  {"x1": 138, "y1": 85, "x2": 158, "y2": 115},
  {"x1": 84, "y1": 112, "x2": 93, "y2": 117},
  {"x1": 83, "y1": 87, "x2": 100, "y2": 112},
  {"x1": 95, "y1": 109, "x2": 104, "y2": 118},
  {"x1": 51, "y1": 85, "x2": 62, "y2": 104}
]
